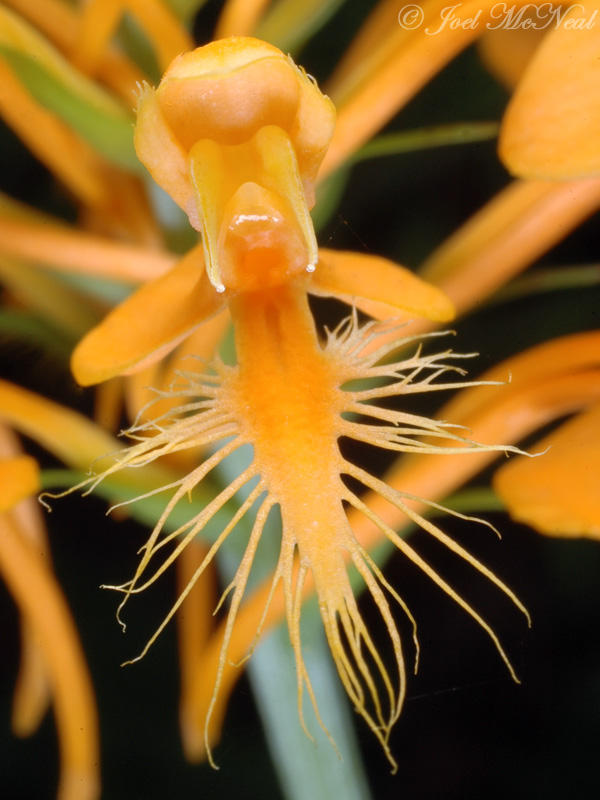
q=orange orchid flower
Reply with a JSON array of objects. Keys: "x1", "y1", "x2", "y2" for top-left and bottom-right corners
[
  {"x1": 1, "y1": 0, "x2": 599, "y2": 794},
  {"x1": 62, "y1": 37, "x2": 544, "y2": 769}
]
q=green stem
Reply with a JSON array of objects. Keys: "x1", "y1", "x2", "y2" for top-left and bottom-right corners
[
  {"x1": 353, "y1": 121, "x2": 499, "y2": 163},
  {"x1": 491, "y1": 264, "x2": 600, "y2": 304}
]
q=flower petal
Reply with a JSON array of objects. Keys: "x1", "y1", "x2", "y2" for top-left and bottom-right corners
[
  {"x1": 313, "y1": 248, "x2": 455, "y2": 321},
  {"x1": 323, "y1": 0, "x2": 492, "y2": 176},
  {"x1": 499, "y1": 2, "x2": 600, "y2": 179},
  {"x1": 71, "y1": 0, "x2": 122, "y2": 75},
  {"x1": 0, "y1": 455, "x2": 39, "y2": 511},
  {"x1": 0, "y1": 380, "x2": 117, "y2": 469},
  {"x1": 215, "y1": 0, "x2": 270, "y2": 37},
  {"x1": 94, "y1": 377, "x2": 124, "y2": 432},
  {"x1": 420, "y1": 178, "x2": 600, "y2": 315},
  {"x1": 442, "y1": 330, "x2": 600, "y2": 423},
  {"x1": 0, "y1": 512, "x2": 100, "y2": 800},
  {"x1": 0, "y1": 195, "x2": 175, "y2": 281},
  {"x1": 124, "y1": 308, "x2": 230, "y2": 428},
  {"x1": 126, "y1": 0, "x2": 193, "y2": 71},
  {"x1": 12, "y1": 615, "x2": 52, "y2": 737},
  {"x1": 0, "y1": 59, "x2": 107, "y2": 205},
  {"x1": 72, "y1": 0, "x2": 193, "y2": 74},
  {"x1": 0, "y1": 425, "x2": 52, "y2": 735},
  {"x1": 3, "y1": 0, "x2": 145, "y2": 101},
  {"x1": 71, "y1": 245, "x2": 225, "y2": 385},
  {"x1": 324, "y1": 0, "x2": 399, "y2": 92},
  {"x1": 254, "y1": 0, "x2": 347, "y2": 52},
  {"x1": 478, "y1": 26, "x2": 545, "y2": 91},
  {"x1": 494, "y1": 402, "x2": 600, "y2": 538}
]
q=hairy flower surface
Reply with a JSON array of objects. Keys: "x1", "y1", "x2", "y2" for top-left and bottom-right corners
[{"x1": 64, "y1": 37, "x2": 532, "y2": 768}]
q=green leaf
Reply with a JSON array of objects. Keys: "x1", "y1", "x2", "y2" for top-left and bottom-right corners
[
  {"x1": 441, "y1": 487, "x2": 505, "y2": 514},
  {"x1": 248, "y1": 609, "x2": 374, "y2": 800},
  {"x1": 53, "y1": 271, "x2": 135, "y2": 306},
  {"x1": 0, "y1": 256, "x2": 102, "y2": 339},
  {"x1": 0, "y1": 46, "x2": 140, "y2": 171}
]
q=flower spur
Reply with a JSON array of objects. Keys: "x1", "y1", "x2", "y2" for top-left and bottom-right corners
[{"x1": 66, "y1": 37, "x2": 530, "y2": 768}]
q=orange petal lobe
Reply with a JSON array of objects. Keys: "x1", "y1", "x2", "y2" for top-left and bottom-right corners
[
  {"x1": 494, "y1": 402, "x2": 600, "y2": 538},
  {"x1": 499, "y1": 2, "x2": 600, "y2": 178},
  {"x1": 0, "y1": 456, "x2": 39, "y2": 511},
  {"x1": 71, "y1": 246, "x2": 225, "y2": 386},
  {"x1": 314, "y1": 249, "x2": 455, "y2": 321}
]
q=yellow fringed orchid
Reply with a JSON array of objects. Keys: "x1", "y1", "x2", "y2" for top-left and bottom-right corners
[
  {"x1": 2, "y1": 0, "x2": 597, "y2": 786},
  {"x1": 67, "y1": 37, "x2": 532, "y2": 769}
]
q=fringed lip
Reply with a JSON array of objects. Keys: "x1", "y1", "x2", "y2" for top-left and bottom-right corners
[{"x1": 57, "y1": 288, "x2": 532, "y2": 768}]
